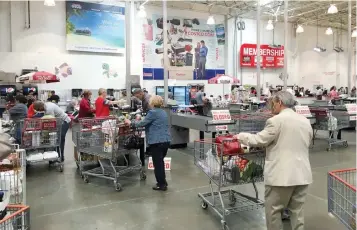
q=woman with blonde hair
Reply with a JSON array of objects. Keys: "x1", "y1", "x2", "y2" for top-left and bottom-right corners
[{"x1": 125, "y1": 95, "x2": 171, "y2": 191}]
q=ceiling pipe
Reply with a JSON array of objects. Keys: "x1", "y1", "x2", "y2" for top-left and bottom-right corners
[
  {"x1": 300, "y1": 5, "x2": 356, "y2": 25},
  {"x1": 289, "y1": 1, "x2": 346, "y2": 19}
]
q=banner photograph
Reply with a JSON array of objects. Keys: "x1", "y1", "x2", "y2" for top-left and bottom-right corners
[
  {"x1": 66, "y1": 1, "x2": 125, "y2": 54},
  {"x1": 142, "y1": 15, "x2": 225, "y2": 80}
]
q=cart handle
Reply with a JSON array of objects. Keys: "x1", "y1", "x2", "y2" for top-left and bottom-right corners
[
  {"x1": 328, "y1": 168, "x2": 356, "y2": 192},
  {"x1": 0, "y1": 205, "x2": 30, "y2": 224}
]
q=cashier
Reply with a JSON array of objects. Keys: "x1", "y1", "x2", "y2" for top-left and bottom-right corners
[
  {"x1": 95, "y1": 88, "x2": 120, "y2": 117},
  {"x1": 195, "y1": 86, "x2": 206, "y2": 115},
  {"x1": 133, "y1": 89, "x2": 151, "y2": 113}
]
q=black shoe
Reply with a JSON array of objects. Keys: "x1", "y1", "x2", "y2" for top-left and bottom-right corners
[
  {"x1": 152, "y1": 185, "x2": 167, "y2": 191},
  {"x1": 156, "y1": 182, "x2": 168, "y2": 187}
]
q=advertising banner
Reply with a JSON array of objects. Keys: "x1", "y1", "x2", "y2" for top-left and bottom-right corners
[
  {"x1": 66, "y1": 1, "x2": 125, "y2": 53},
  {"x1": 240, "y1": 44, "x2": 284, "y2": 68},
  {"x1": 142, "y1": 15, "x2": 225, "y2": 80}
]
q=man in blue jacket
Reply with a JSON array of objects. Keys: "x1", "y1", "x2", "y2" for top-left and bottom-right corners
[{"x1": 198, "y1": 40, "x2": 208, "y2": 79}]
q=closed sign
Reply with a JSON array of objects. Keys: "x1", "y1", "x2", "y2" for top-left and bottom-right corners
[
  {"x1": 148, "y1": 157, "x2": 171, "y2": 171},
  {"x1": 212, "y1": 110, "x2": 231, "y2": 122},
  {"x1": 295, "y1": 106, "x2": 312, "y2": 117}
]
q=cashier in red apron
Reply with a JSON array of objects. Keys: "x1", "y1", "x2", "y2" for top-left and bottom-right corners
[{"x1": 95, "y1": 88, "x2": 120, "y2": 117}]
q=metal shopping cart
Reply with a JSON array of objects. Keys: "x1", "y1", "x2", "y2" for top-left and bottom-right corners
[
  {"x1": 311, "y1": 108, "x2": 350, "y2": 151},
  {"x1": 328, "y1": 169, "x2": 356, "y2": 230},
  {"x1": 76, "y1": 117, "x2": 146, "y2": 191},
  {"x1": 0, "y1": 205, "x2": 30, "y2": 230},
  {"x1": 194, "y1": 137, "x2": 265, "y2": 230},
  {"x1": 0, "y1": 145, "x2": 26, "y2": 205},
  {"x1": 19, "y1": 118, "x2": 63, "y2": 172},
  {"x1": 0, "y1": 145, "x2": 29, "y2": 230},
  {"x1": 231, "y1": 112, "x2": 272, "y2": 134}
]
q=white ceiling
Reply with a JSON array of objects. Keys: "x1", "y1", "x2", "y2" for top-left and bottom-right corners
[{"x1": 144, "y1": 1, "x2": 356, "y2": 30}]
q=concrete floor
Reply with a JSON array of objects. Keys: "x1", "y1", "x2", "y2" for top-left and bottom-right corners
[{"x1": 26, "y1": 129, "x2": 356, "y2": 230}]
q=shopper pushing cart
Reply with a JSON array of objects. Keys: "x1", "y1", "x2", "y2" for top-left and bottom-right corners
[{"x1": 199, "y1": 91, "x2": 312, "y2": 230}]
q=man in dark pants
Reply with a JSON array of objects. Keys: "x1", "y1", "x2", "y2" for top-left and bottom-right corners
[{"x1": 198, "y1": 40, "x2": 208, "y2": 80}]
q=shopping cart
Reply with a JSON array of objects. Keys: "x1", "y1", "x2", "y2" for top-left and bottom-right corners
[
  {"x1": 19, "y1": 118, "x2": 63, "y2": 172},
  {"x1": 231, "y1": 112, "x2": 272, "y2": 134},
  {"x1": 76, "y1": 117, "x2": 146, "y2": 191},
  {"x1": 194, "y1": 137, "x2": 265, "y2": 230},
  {"x1": 328, "y1": 169, "x2": 356, "y2": 230},
  {"x1": 0, "y1": 205, "x2": 30, "y2": 230},
  {"x1": 0, "y1": 145, "x2": 26, "y2": 205},
  {"x1": 311, "y1": 108, "x2": 350, "y2": 151}
]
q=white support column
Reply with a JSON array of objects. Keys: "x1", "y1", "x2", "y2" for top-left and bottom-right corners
[
  {"x1": 347, "y1": 0, "x2": 352, "y2": 90},
  {"x1": 256, "y1": 0, "x2": 261, "y2": 99},
  {"x1": 283, "y1": 0, "x2": 288, "y2": 90},
  {"x1": 163, "y1": 0, "x2": 168, "y2": 105},
  {"x1": 125, "y1": 0, "x2": 132, "y2": 104},
  {"x1": 224, "y1": 15, "x2": 229, "y2": 76}
]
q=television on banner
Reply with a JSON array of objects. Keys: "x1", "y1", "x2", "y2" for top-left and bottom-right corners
[{"x1": 240, "y1": 43, "x2": 284, "y2": 68}]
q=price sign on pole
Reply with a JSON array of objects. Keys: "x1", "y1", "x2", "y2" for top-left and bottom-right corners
[
  {"x1": 216, "y1": 125, "x2": 228, "y2": 131},
  {"x1": 148, "y1": 157, "x2": 172, "y2": 171},
  {"x1": 345, "y1": 104, "x2": 357, "y2": 114},
  {"x1": 211, "y1": 110, "x2": 231, "y2": 122},
  {"x1": 295, "y1": 106, "x2": 312, "y2": 117}
]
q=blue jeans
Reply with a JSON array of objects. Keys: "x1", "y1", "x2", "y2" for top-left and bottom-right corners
[{"x1": 60, "y1": 121, "x2": 70, "y2": 162}]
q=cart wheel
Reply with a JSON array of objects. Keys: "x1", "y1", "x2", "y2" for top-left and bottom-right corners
[
  {"x1": 115, "y1": 183, "x2": 122, "y2": 191},
  {"x1": 201, "y1": 201, "x2": 208, "y2": 210},
  {"x1": 343, "y1": 142, "x2": 348, "y2": 148},
  {"x1": 58, "y1": 165, "x2": 64, "y2": 172},
  {"x1": 221, "y1": 221, "x2": 229, "y2": 230},
  {"x1": 140, "y1": 172, "x2": 147, "y2": 181},
  {"x1": 83, "y1": 176, "x2": 89, "y2": 183}
]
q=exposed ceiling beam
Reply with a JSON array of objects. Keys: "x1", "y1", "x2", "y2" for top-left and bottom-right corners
[{"x1": 289, "y1": 1, "x2": 347, "y2": 19}]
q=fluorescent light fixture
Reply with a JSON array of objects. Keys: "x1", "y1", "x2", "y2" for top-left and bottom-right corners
[
  {"x1": 325, "y1": 27, "x2": 333, "y2": 35},
  {"x1": 313, "y1": 46, "x2": 326, "y2": 52},
  {"x1": 296, "y1": 25, "x2": 304, "y2": 33},
  {"x1": 207, "y1": 15, "x2": 215, "y2": 25},
  {"x1": 44, "y1": 0, "x2": 55, "y2": 6},
  {"x1": 352, "y1": 29, "x2": 357, "y2": 38},
  {"x1": 266, "y1": 20, "x2": 274, "y2": 30},
  {"x1": 138, "y1": 5, "x2": 147, "y2": 18},
  {"x1": 327, "y1": 4, "x2": 338, "y2": 14},
  {"x1": 313, "y1": 47, "x2": 321, "y2": 52}
]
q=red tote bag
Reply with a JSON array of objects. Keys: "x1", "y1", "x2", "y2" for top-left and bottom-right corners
[{"x1": 215, "y1": 135, "x2": 243, "y2": 156}]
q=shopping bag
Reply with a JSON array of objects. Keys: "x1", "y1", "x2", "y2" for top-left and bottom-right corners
[
  {"x1": 215, "y1": 135, "x2": 243, "y2": 156},
  {"x1": 123, "y1": 134, "x2": 143, "y2": 150}
]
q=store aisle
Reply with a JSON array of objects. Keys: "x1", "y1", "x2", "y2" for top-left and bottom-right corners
[{"x1": 26, "y1": 130, "x2": 356, "y2": 230}]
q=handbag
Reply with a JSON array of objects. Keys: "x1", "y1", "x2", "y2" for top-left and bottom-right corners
[
  {"x1": 123, "y1": 134, "x2": 143, "y2": 150},
  {"x1": 215, "y1": 135, "x2": 243, "y2": 156}
]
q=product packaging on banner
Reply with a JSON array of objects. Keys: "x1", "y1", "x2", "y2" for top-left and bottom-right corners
[
  {"x1": 295, "y1": 106, "x2": 312, "y2": 117},
  {"x1": 148, "y1": 157, "x2": 172, "y2": 171}
]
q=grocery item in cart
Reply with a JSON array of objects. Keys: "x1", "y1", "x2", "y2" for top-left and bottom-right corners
[{"x1": 215, "y1": 135, "x2": 244, "y2": 156}]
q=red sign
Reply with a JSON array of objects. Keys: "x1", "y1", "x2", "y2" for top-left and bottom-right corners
[{"x1": 240, "y1": 44, "x2": 284, "y2": 68}]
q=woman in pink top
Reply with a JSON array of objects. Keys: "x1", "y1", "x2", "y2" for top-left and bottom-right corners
[{"x1": 329, "y1": 86, "x2": 338, "y2": 98}]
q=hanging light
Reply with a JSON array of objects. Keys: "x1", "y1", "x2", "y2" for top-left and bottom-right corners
[
  {"x1": 352, "y1": 29, "x2": 357, "y2": 38},
  {"x1": 44, "y1": 0, "x2": 55, "y2": 6},
  {"x1": 138, "y1": 5, "x2": 147, "y2": 18},
  {"x1": 296, "y1": 25, "x2": 304, "y2": 33},
  {"x1": 325, "y1": 27, "x2": 333, "y2": 35},
  {"x1": 207, "y1": 15, "x2": 215, "y2": 25},
  {"x1": 266, "y1": 20, "x2": 274, "y2": 30},
  {"x1": 327, "y1": 4, "x2": 338, "y2": 14}
]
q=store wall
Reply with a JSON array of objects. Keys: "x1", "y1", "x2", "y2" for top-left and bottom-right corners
[
  {"x1": 226, "y1": 18, "x2": 355, "y2": 91},
  {"x1": 0, "y1": 1, "x2": 354, "y2": 96},
  {"x1": 0, "y1": 1, "x2": 142, "y2": 91}
]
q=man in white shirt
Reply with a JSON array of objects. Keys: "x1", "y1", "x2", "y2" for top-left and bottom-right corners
[
  {"x1": 44, "y1": 101, "x2": 71, "y2": 162},
  {"x1": 235, "y1": 91, "x2": 313, "y2": 230}
]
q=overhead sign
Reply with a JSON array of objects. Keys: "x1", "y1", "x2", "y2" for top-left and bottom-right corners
[
  {"x1": 295, "y1": 106, "x2": 312, "y2": 117},
  {"x1": 212, "y1": 110, "x2": 231, "y2": 122},
  {"x1": 240, "y1": 43, "x2": 284, "y2": 68},
  {"x1": 148, "y1": 157, "x2": 172, "y2": 171}
]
